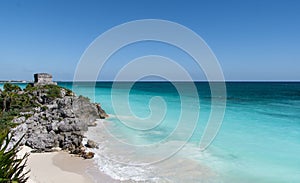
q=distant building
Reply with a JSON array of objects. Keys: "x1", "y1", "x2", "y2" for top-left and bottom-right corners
[{"x1": 33, "y1": 73, "x2": 57, "y2": 86}]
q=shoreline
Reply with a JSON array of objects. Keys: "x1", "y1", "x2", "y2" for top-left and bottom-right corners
[
  {"x1": 53, "y1": 151, "x2": 119, "y2": 183},
  {"x1": 19, "y1": 146, "x2": 117, "y2": 183}
]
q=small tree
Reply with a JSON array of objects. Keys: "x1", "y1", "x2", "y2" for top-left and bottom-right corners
[
  {"x1": 3, "y1": 83, "x2": 21, "y2": 93},
  {"x1": 1, "y1": 83, "x2": 21, "y2": 112}
]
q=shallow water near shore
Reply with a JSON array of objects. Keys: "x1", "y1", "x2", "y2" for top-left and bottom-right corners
[{"x1": 3, "y1": 82, "x2": 300, "y2": 182}]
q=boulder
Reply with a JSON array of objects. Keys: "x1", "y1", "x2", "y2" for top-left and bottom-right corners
[
  {"x1": 85, "y1": 139, "x2": 98, "y2": 148},
  {"x1": 11, "y1": 123, "x2": 28, "y2": 146},
  {"x1": 12, "y1": 116, "x2": 26, "y2": 124},
  {"x1": 96, "y1": 104, "x2": 109, "y2": 119},
  {"x1": 82, "y1": 152, "x2": 95, "y2": 159},
  {"x1": 25, "y1": 133, "x2": 56, "y2": 150},
  {"x1": 57, "y1": 121, "x2": 74, "y2": 132}
]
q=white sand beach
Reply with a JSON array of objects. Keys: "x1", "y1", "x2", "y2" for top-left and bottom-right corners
[{"x1": 18, "y1": 146, "x2": 116, "y2": 183}]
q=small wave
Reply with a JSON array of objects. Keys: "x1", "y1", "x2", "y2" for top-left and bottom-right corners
[
  {"x1": 86, "y1": 122, "x2": 163, "y2": 182},
  {"x1": 92, "y1": 149, "x2": 162, "y2": 182},
  {"x1": 86, "y1": 117, "x2": 221, "y2": 182},
  {"x1": 108, "y1": 114, "x2": 137, "y2": 121}
]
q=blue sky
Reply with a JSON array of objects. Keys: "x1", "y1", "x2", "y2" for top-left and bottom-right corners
[{"x1": 0, "y1": 0, "x2": 299, "y2": 81}]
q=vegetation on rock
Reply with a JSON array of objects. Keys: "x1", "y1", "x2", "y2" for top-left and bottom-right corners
[{"x1": 0, "y1": 83, "x2": 73, "y2": 132}]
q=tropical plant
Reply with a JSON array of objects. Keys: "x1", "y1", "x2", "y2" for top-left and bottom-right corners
[
  {"x1": 0, "y1": 130, "x2": 29, "y2": 183},
  {"x1": 3, "y1": 83, "x2": 21, "y2": 93},
  {"x1": 1, "y1": 83, "x2": 21, "y2": 112}
]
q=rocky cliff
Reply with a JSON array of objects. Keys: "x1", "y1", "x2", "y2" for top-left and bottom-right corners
[{"x1": 6, "y1": 84, "x2": 108, "y2": 157}]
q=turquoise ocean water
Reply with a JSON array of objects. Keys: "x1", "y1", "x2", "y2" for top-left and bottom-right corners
[{"x1": 1, "y1": 82, "x2": 300, "y2": 182}]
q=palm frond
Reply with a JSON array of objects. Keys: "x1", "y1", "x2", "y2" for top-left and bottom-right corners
[{"x1": 0, "y1": 131, "x2": 30, "y2": 183}]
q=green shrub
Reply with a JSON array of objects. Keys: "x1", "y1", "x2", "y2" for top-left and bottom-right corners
[
  {"x1": 45, "y1": 85, "x2": 61, "y2": 99},
  {"x1": 3, "y1": 83, "x2": 21, "y2": 93}
]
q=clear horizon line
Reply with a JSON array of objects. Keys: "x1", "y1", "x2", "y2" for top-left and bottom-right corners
[
  {"x1": 1, "y1": 80, "x2": 300, "y2": 83},
  {"x1": 55, "y1": 80, "x2": 300, "y2": 82}
]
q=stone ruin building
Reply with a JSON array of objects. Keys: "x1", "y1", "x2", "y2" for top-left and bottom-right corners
[{"x1": 33, "y1": 73, "x2": 57, "y2": 86}]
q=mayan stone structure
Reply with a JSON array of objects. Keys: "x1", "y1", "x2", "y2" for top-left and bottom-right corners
[{"x1": 33, "y1": 73, "x2": 57, "y2": 86}]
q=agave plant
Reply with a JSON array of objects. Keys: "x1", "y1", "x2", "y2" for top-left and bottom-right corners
[{"x1": 0, "y1": 130, "x2": 29, "y2": 183}]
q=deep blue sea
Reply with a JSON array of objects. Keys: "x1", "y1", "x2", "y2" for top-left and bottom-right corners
[{"x1": 1, "y1": 82, "x2": 300, "y2": 182}]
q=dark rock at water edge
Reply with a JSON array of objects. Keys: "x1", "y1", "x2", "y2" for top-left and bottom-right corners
[
  {"x1": 96, "y1": 103, "x2": 109, "y2": 119},
  {"x1": 85, "y1": 139, "x2": 98, "y2": 149},
  {"x1": 82, "y1": 152, "x2": 95, "y2": 159}
]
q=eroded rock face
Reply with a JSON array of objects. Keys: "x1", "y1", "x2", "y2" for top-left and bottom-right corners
[
  {"x1": 73, "y1": 96, "x2": 101, "y2": 126},
  {"x1": 12, "y1": 86, "x2": 108, "y2": 155}
]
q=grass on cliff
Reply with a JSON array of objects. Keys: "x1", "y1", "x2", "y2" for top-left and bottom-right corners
[{"x1": 24, "y1": 84, "x2": 73, "y2": 100}]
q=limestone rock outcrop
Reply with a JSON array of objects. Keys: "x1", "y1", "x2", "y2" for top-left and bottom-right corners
[{"x1": 11, "y1": 84, "x2": 108, "y2": 156}]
